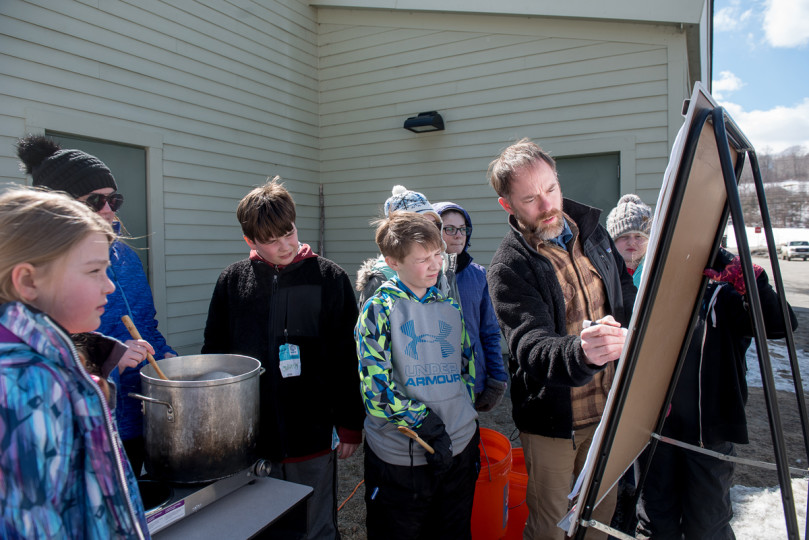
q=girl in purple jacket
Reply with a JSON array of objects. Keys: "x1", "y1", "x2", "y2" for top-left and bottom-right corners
[{"x1": 0, "y1": 188, "x2": 148, "y2": 539}]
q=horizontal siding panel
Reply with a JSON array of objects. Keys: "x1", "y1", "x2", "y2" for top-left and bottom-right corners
[
  {"x1": 637, "y1": 141, "x2": 671, "y2": 159},
  {"x1": 318, "y1": 24, "x2": 413, "y2": 54},
  {"x1": 636, "y1": 157, "x2": 670, "y2": 174},
  {"x1": 165, "y1": 224, "x2": 244, "y2": 241},
  {"x1": 163, "y1": 148, "x2": 319, "y2": 181},
  {"x1": 320, "y1": 66, "x2": 667, "y2": 133},
  {"x1": 167, "y1": 299, "x2": 212, "y2": 319},
  {"x1": 0, "y1": 58, "x2": 318, "y2": 145},
  {"x1": 320, "y1": 31, "x2": 541, "y2": 81},
  {"x1": 166, "y1": 269, "x2": 224, "y2": 288},
  {"x1": 319, "y1": 113, "x2": 666, "y2": 170},
  {"x1": 162, "y1": 162, "x2": 320, "y2": 193},
  {"x1": 153, "y1": 134, "x2": 320, "y2": 178},
  {"x1": 319, "y1": 47, "x2": 667, "y2": 115},
  {"x1": 49, "y1": 0, "x2": 318, "y2": 79},
  {"x1": 167, "y1": 254, "x2": 248, "y2": 273},
  {"x1": 0, "y1": 70, "x2": 318, "y2": 160},
  {"x1": 165, "y1": 313, "x2": 208, "y2": 336},
  {"x1": 167, "y1": 239, "x2": 263, "y2": 256},
  {"x1": 166, "y1": 284, "x2": 223, "y2": 304},
  {"x1": 319, "y1": 94, "x2": 667, "y2": 159},
  {"x1": 320, "y1": 28, "x2": 442, "y2": 70},
  {"x1": 4, "y1": 2, "x2": 319, "y2": 109},
  {"x1": 320, "y1": 35, "x2": 597, "y2": 89},
  {"x1": 182, "y1": 0, "x2": 319, "y2": 65}
]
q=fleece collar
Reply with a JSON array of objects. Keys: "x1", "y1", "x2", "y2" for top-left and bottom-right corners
[{"x1": 249, "y1": 243, "x2": 317, "y2": 270}]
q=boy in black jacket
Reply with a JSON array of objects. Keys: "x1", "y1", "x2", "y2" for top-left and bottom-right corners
[
  {"x1": 637, "y1": 248, "x2": 798, "y2": 539},
  {"x1": 202, "y1": 177, "x2": 364, "y2": 540}
]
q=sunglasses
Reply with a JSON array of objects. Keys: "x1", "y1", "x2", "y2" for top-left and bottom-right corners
[
  {"x1": 442, "y1": 225, "x2": 472, "y2": 236},
  {"x1": 84, "y1": 192, "x2": 124, "y2": 212}
]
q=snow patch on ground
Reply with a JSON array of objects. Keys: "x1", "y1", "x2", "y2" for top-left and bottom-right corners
[
  {"x1": 746, "y1": 340, "x2": 809, "y2": 392},
  {"x1": 724, "y1": 340, "x2": 809, "y2": 537},
  {"x1": 730, "y1": 478, "x2": 808, "y2": 539}
]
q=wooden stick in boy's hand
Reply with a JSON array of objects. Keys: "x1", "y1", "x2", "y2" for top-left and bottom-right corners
[
  {"x1": 121, "y1": 315, "x2": 169, "y2": 381},
  {"x1": 397, "y1": 425, "x2": 435, "y2": 454}
]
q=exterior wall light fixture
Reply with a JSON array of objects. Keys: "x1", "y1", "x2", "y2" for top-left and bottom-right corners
[{"x1": 403, "y1": 111, "x2": 444, "y2": 133}]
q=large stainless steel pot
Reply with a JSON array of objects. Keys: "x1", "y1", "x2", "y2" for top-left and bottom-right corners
[{"x1": 131, "y1": 354, "x2": 261, "y2": 484}]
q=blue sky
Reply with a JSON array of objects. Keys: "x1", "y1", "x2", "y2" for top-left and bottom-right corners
[{"x1": 712, "y1": 0, "x2": 809, "y2": 153}]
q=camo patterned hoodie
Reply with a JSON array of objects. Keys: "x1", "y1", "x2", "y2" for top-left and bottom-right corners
[
  {"x1": 355, "y1": 278, "x2": 477, "y2": 466},
  {"x1": 0, "y1": 302, "x2": 149, "y2": 539}
]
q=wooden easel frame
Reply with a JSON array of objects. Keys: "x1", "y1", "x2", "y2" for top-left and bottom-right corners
[{"x1": 567, "y1": 83, "x2": 809, "y2": 539}]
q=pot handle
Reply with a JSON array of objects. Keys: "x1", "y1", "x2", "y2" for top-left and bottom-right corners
[
  {"x1": 259, "y1": 367, "x2": 266, "y2": 375},
  {"x1": 129, "y1": 393, "x2": 175, "y2": 422}
]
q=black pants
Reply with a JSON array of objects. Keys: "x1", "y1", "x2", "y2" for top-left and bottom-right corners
[
  {"x1": 364, "y1": 429, "x2": 480, "y2": 540},
  {"x1": 637, "y1": 440, "x2": 736, "y2": 540}
]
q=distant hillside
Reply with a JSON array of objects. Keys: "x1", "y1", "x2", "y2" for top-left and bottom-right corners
[{"x1": 738, "y1": 147, "x2": 809, "y2": 228}]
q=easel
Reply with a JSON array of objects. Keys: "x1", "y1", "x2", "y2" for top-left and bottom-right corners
[{"x1": 567, "y1": 84, "x2": 809, "y2": 539}]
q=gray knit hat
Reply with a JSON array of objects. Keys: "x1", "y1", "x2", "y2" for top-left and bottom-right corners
[
  {"x1": 383, "y1": 185, "x2": 441, "y2": 223},
  {"x1": 16, "y1": 135, "x2": 117, "y2": 198},
  {"x1": 607, "y1": 194, "x2": 652, "y2": 239}
]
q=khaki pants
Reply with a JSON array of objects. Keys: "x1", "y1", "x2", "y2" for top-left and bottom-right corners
[{"x1": 520, "y1": 425, "x2": 618, "y2": 540}]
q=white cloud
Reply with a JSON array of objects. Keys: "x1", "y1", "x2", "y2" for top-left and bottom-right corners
[
  {"x1": 712, "y1": 70, "x2": 745, "y2": 100},
  {"x1": 715, "y1": 6, "x2": 741, "y2": 31},
  {"x1": 763, "y1": 0, "x2": 809, "y2": 47},
  {"x1": 715, "y1": 3, "x2": 754, "y2": 32},
  {"x1": 719, "y1": 98, "x2": 809, "y2": 153}
]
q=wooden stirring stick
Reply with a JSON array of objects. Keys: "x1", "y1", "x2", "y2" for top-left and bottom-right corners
[
  {"x1": 397, "y1": 425, "x2": 435, "y2": 454},
  {"x1": 121, "y1": 315, "x2": 169, "y2": 381}
]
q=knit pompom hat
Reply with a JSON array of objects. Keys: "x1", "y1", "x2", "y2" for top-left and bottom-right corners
[
  {"x1": 16, "y1": 135, "x2": 117, "y2": 198},
  {"x1": 606, "y1": 194, "x2": 652, "y2": 239},
  {"x1": 383, "y1": 185, "x2": 442, "y2": 223}
]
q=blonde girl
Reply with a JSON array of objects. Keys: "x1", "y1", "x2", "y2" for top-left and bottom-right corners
[{"x1": 0, "y1": 188, "x2": 149, "y2": 539}]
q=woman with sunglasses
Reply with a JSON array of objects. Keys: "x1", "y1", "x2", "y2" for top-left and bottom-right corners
[
  {"x1": 433, "y1": 202, "x2": 508, "y2": 413},
  {"x1": 16, "y1": 134, "x2": 177, "y2": 478}
]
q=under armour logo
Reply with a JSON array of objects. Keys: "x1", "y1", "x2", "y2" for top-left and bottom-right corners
[{"x1": 400, "y1": 320, "x2": 454, "y2": 360}]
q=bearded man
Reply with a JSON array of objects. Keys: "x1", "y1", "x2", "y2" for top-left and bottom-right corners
[{"x1": 486, "y1": 138, "x2": 637, "y2": 540}]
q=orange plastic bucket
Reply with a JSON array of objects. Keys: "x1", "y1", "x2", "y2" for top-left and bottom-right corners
[
  {"x1": 504, "y1": 447, "x2": 529, "y2": 540},
  {"x1": 472, "y1": 428, "x2": 512, "y2": 540}
]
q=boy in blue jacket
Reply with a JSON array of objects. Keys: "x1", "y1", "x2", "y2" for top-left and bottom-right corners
[{"x1": 433, "y1": 201, "x2": 508, "y2": 412}]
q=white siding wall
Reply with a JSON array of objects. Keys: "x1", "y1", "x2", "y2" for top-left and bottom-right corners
[
  {"x1": 318, "y1": 9, "x2": 690, "y2": 281},
  {"x1": 0, "y1": 0, "x2": 321, "y2": 354},
  {"x1": 0, "y1": 1, "x2": 698, "y2": 353}
]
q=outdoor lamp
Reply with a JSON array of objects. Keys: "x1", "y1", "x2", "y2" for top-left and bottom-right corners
[{"x1": 403, "y1": 111, "x2": 445, "y2": 133}]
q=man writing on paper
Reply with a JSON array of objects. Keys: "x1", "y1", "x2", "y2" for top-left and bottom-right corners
[{"x1": 486, "y1": 138, "x2": 637, "y2": 539}]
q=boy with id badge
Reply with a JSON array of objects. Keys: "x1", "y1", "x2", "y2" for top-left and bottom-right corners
[
  {"x1": 355, "y1": 212, "x2": 479, "y2": 540},
  {"x1": 202, "y1": 177, "x2": 364, "y2": 540}
]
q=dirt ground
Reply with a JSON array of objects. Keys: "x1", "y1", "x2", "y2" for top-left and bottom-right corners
[{"x1": 336, "y1": 309, "x2": 809, "y2": 539}]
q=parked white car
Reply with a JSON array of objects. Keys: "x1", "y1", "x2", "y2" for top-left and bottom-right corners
[{"x1": 781, "y1": 240, "x2": 809, "y2": 261}]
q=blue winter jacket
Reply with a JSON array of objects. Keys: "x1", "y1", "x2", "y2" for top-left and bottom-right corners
[
  {"x1": 101, "y1": 223, "x2": 176, "y2": 441},
  {"x1": 433, "y1": 202, "x2": 508, "y2": 393},
  {"x1": 0, "y1": 302, "x2": 149, "y2": 539}
]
